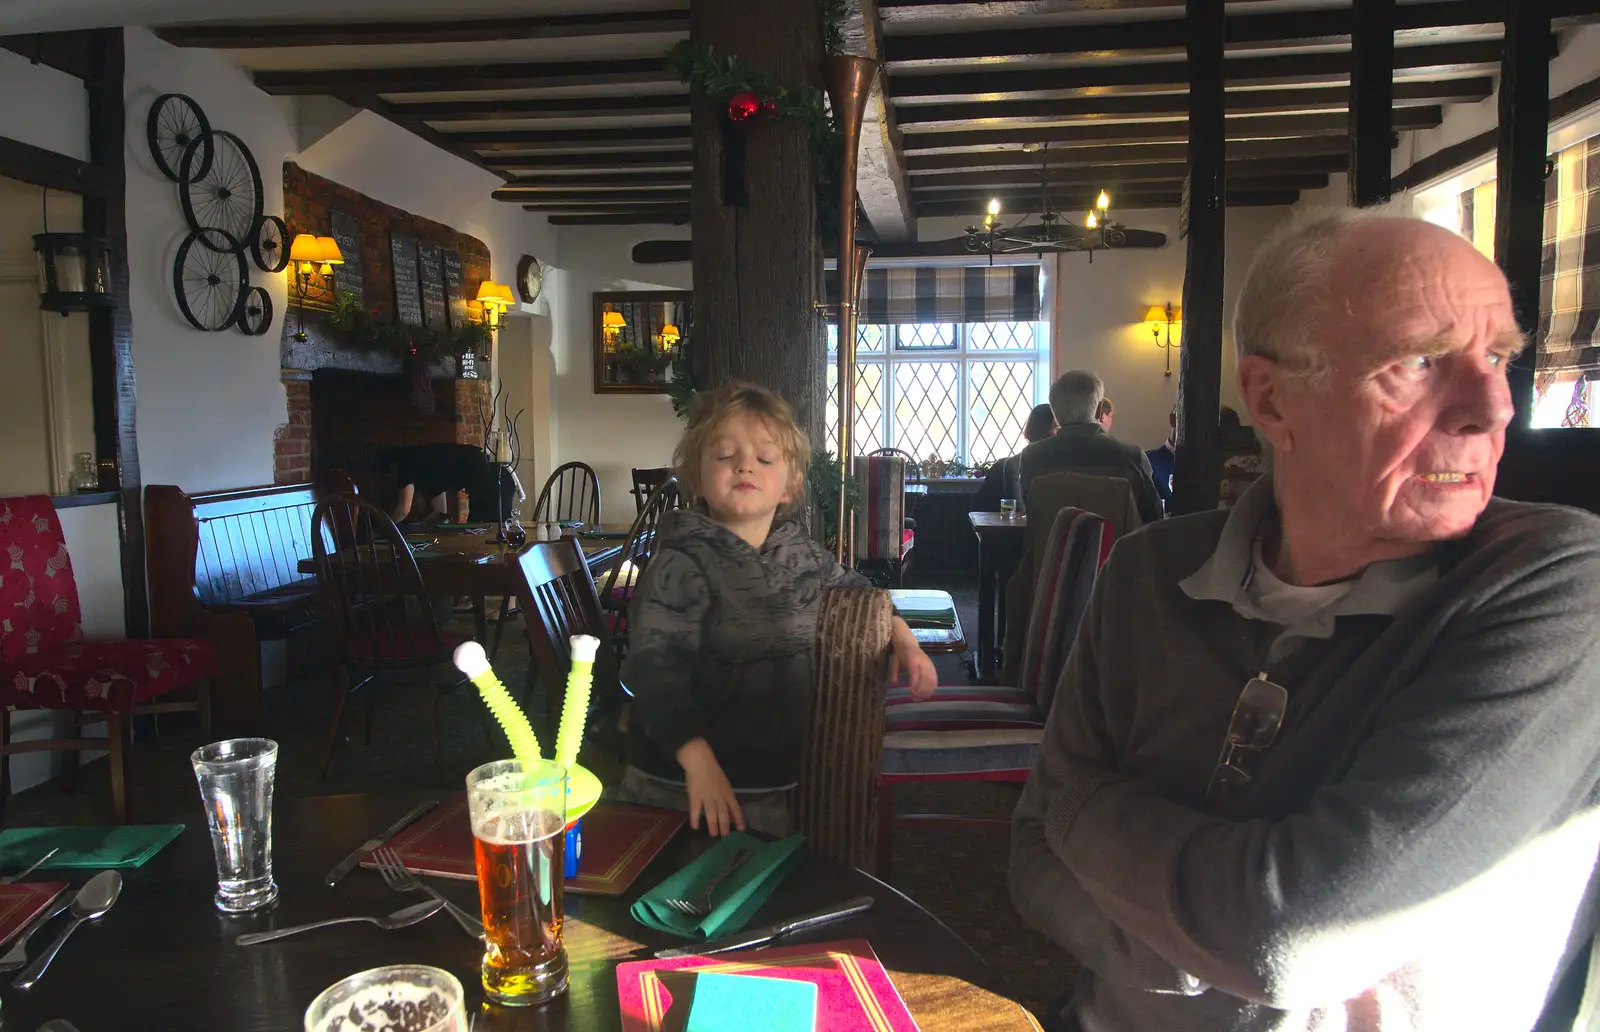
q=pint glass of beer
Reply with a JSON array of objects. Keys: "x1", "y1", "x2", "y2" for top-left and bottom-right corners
[{"x1": 465, "y1": 758, "x2": 569, "y2": 1005}]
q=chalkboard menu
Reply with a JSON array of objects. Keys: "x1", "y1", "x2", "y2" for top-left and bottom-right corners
[
  {"x1": 330, "y1": 211, "x2": 364, "y2": 308},
  {"x1": 389, "y1": 231, "x2": 423, "y2": 326},
  {"x1": 441, "y1": 249, "x2": 469, "y2": 330},
  {"x1": 418, "y1": 242, "x2": 447, "y2": 329}
]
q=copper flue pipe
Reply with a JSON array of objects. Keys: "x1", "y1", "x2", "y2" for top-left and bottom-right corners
[{"x1": 821, "y1": 54, "x2": 879, "y2": 563}]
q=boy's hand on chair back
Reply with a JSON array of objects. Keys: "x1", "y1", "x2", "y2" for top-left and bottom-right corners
[
  {"x1": 676, "y1": 738, "x2": 747, "y2": 837},
  {"x1": 888, "y1": 619, "x2": 938, "y2": 701}
]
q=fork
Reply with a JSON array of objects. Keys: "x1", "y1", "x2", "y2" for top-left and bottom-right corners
[
  {"x1": 1, "y1": 848, "x2": 59, "y2": 886},
  {"x1": 372, "y1": 848, "x2": 484, "y2": 940},
  {"x1": 663, "y1": 846, "x2": 756, "y2": 918}
]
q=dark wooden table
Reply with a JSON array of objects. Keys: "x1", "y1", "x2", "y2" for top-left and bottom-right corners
[
  {"x1": 889, "y1": 588, "x2": 968, "y2": 656},
  {"x1": 298, "y1": 527, "x2": 630, "y2": 643},
  {"x1": 968, "y1": 512, "x2": 1027, "y2": 682},
  {"x1": 0, "y1": 793, "x2": 1041, "y2": 1031}
]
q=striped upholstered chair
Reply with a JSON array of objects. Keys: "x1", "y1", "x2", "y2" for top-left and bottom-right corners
[
  {"x1": 851, "y1": 454, "x2": 915, "y2": 588},
  {"x1": 874, "y1": 506, "x2": 1114, "y2": 878}
]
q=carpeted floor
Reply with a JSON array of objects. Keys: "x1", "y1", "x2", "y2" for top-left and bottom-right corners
[{"x1": 2, "y1": 571, "x2": 1078, "y2": 1022}]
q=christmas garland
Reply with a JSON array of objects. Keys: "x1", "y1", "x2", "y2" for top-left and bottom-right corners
[{"x1": 329, "y1": 290, "x2": 490, "y2": 365}]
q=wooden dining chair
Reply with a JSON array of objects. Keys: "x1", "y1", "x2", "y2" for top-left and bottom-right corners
[
  {"x1": 513, "y1": 539, "x2": 623, "y2": 755},
  {"x1": 852, "y1": 454, "x2": 915, "y2": 588},
  {"x1": 598, "y1": 476, "x2": 681, "y2": 665},
  {"x1": 796, "y1": 586, "x2": 895, "y2": 872},
  {"x1": 629, "y1": 466, "x2": 671, "y2": 515},
  {"x1": 310, "y1": 493, "x2": 493, "y2": 781},
  {"x1": 874, "y1": 507, "x2": 1114, "y2": 880},
  {"x1": 490, "y1": 461, "x2": 604, "y2": 660}
]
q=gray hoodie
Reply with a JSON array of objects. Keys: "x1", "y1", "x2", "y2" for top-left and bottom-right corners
[{"x1": 621, "y1": 510, "x2": 869, "y2": 788}]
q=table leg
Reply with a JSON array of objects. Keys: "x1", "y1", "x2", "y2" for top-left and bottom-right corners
[
  {"x1": 472, "y1": 596, "x2": 489, "y2": 645},
  {"x1": 976, "y1": 537, "x2": 996, "y2": 683}
]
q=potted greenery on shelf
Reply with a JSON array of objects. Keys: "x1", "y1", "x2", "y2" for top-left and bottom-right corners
[{"x1": 807, "y1": 449, "x2": 860, "y2": 555}]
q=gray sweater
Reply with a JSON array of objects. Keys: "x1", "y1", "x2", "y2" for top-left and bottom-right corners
[
  {"x1": 621, "y1": 510, "x2": 869, "y2": 789},
  {"x1": 1011, "y1": 477, "x2": 1600, "y2": 1031}
]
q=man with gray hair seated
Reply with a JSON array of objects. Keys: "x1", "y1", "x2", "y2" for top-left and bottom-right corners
[
  {"x1": 1020, "y1": 369, "x2": 1161, "y2": 523},
  {"x1": 1010, "y1": 208, "x2": 1600, "y2": 1032}
]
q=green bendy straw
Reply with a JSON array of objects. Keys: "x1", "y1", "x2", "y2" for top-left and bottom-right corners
[
  {"x1": 453, "y1": 641, "x2": 541, "y2": 765},
  {"x1": 554, "y1": 635, "x2": 599, "y2": 771}
]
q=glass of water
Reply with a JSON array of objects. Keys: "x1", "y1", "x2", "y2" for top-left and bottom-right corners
[
  {"x1": 192, "y1": 738, "x2": 279, "y2": 913},
  {"x1": 305, "y1": 965, "x2": 467, "y2": 1032},
  {"x1": 999, "y1": 497, "x2": 1018, "y2": 519}
]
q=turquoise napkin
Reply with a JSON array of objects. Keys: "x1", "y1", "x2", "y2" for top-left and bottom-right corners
[
  {"x1": 0, "y1": 825, "x2": 184, "y2": 870},
  {"x1": 895, "y1": 603, "x2": 957, "y2": 628},
  {"x1": 631, "y1": 833, "x2": 805, "y2": 940},
  {"x1": 687, "y1": 972, "x2": 817, "y2": 1032}
]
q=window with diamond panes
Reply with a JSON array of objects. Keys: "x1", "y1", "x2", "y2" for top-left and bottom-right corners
[{"x1": 828, "y1": 318, "x2": 1043, "y2": 466}]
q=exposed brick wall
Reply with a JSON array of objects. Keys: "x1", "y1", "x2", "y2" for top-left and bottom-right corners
[
  {"x1": 275, "y1": 377, "x2": 313, "y2": 485},
  {"x1": 282, "y1": 162, "x2": 490, "y2": 323}
]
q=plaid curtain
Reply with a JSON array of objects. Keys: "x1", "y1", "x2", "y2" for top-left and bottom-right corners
[
  {"x1": 825, "y1": 265, "x2": 1040, "y2": 324},
  {"x1": 1536, "y1": 135, "x2": 1600, "y2": 389}
]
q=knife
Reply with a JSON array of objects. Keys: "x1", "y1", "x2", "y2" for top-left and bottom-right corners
[
  {"x1": 654, "y1": 896, "x2": 875, "y2": 959},
  {"x1": 323, "y1": 800, "x2": 439, "y2": 887}
]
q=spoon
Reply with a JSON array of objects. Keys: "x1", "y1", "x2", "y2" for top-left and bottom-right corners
[
  {"x1": 235, "y1": 899, "x2": 444, "y2": 946},
  {"x1": 13, "y1": 870, "x2": 122, "y2": 990}
]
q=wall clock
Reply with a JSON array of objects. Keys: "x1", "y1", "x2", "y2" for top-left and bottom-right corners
[{"x1": 516, "y1": 254, "x2": 544, "y2": 304}]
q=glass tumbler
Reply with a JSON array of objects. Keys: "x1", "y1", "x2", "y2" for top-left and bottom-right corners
[
  {"x1": 304, "y1": 965, "x2": 466, "y2": 1032},
  {"x1": 192, "y1": 738, "x2": 279, "y2": 913}
]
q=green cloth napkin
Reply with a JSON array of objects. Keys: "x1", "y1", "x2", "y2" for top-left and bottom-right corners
[
  {"x1": 0, "y1": 825, "x2": 184, "y2": 870},
  {"x1": 687, "y1": 972, "x2": 817, "y2": 1032},
  {"x1": 895, "y1": 604, "x2": 957, "y2": 628},
  {"x1": 631, "y1": 833, "x2": 805, "y2": 941}
]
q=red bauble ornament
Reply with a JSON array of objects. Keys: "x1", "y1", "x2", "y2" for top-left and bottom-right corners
[
  {"x1": 727, "y1": 92, "x2": 760, "y2": 122},
  {"x1": 761, "y1": 99, "x2": 778, "y2": 117}
]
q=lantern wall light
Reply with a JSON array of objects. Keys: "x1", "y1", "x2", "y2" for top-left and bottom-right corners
[{"x1": 34, "y1": 187, "x2": 113, "y2": 316}]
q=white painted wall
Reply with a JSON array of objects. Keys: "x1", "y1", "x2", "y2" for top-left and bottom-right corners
[
  {"x1": 123, "y1": 27, "x2": 561, "y2": 495},
  {"x1": 546, "y1": 224, "x2": 688, "y2": 514},
  {"x1": 917, "y1": 207, "x2": 1292, "y2": 450},
  {"x1": 0, "y1": 48, "x2": 88, "y2": 161}
]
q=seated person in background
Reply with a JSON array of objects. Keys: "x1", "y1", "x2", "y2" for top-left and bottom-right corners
[
  {"x1": 1010, "y1": 209, "x2": 1600, "y2": 1032},
  {"x1": 1217, "y1": 405, "x2": 1267, "y2": 509},
  {"x1": 378, "y1": 442, "x2": 518, "y2": 525},
  {"x1": 1146, "y1": 408, "x2": 1177, "y2": 512},
  {"x1": 1020, "y1": 370, "x2": 1161, "y2": 523},
  {"x1": 1095, "y1": 396, "x2": 1114, "y2": 431},
  {"x1": 975, "y1": 402, "x2": 1058, "y2": 512},
  {"x1": 617, "y1": 383, "x2": 936, "y2": 838}
]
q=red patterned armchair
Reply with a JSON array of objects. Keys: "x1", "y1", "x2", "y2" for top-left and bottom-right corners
[
  {"x1": 852, "y1": 454, "x2": 915, "y2": 588},
  {"x1": 0, "y1": 496, "x2": 215, "y2": 822}
]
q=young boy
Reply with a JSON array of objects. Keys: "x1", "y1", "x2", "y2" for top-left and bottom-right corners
[{"x1": 618, "y1": 383, "x2": 937, "y2": 837}]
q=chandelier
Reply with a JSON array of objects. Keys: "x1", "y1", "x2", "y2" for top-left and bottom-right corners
[{"x1": 965, "y1": 145, "x2": 1126, "y2": 263}]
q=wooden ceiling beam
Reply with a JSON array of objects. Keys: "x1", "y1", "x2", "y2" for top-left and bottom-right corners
[
  {"x1": 916, "y1": 189, "x2": 1303, "y2": 215},
  {"x1": 446, "y1": 124, "x2": 689, "y2": 149},
  {"x1": 516, "y1": 198, "x2": 691, "y2": 210},
  {"x1": 156, "y1": 9, "x2": 689, "y2": 48},
  {"x1": 913, "y1": 155, "x2": 1346, "y2": 188},
  {"x1": 918, "y1": 174, "x2": 1330, "y2": 206},
  {"x1": 889, "y1": 40, "x2": 1513, "y2": 100},
  {"x1": 894, "y1": 79, "x2": 1491, "y2": 126},
  {"x1": 492, "y1": 187, "x2": 689, "y2": 201},
  {"x1": 548, "y1": 212, "x2": 691, "y2": 225},
  {"x1": 901, "y1": 108, "x2": 1439, "y2": 152},
  {"x1": 335, "y1": 92, "x2": 511, "y2": 181},
  {"x1": 252, "y1": 57, "x2": 669, "y2": 97},
  {"x1": 906, "y1": 135, "x2": 1351, "y2": 171},
  {"x1": 391, "y1": 95, "x2": 688, "y2": 122},
  {"x1": 481, "y1": 149, "x2": 694, "y2": 171},
  {"x1": 499, "y1": 172, "x2": 691, "y2": 189},
  {"x1": 883, "y1": 1, "x2": 1595, "y2": 63}
]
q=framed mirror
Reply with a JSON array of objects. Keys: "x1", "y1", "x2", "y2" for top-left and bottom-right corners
[{"x1": 593, "y1": 290, "x2": 692, "y2": 394}]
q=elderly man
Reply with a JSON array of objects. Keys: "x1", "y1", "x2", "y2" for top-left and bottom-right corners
[
  {"x1": 1021, "y1": 371, "x2": 1161, "y2": 523},
  {"x1": 1011, "y1": 210, "x2": 1600, "y2": 1032}
]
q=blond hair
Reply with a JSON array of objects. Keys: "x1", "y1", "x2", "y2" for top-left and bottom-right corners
[{"x1": 673, "y1": 382, "x2": 810, "y2": 515}]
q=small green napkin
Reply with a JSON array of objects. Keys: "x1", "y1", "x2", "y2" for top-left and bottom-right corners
[
  {"x1": 0, "y1": 825, "x2": 184, "y2": 870},
  {"x1": 631, "y1": 833, "x2": 805, "y2": 941},
  {"x1": 895, "y1": 604, "x2": 957, "y2": 628},
  {"x1": 687, "y1": 972, "x2": 817, "y2": 1032}
]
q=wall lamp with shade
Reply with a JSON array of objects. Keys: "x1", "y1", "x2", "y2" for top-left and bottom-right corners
[
  {"x1": 601, "y1": 309, "x2": 626, "y2": 355},
  {"x1": 475, "y1": 281, "x2": 515, "y2": 327},
  {"x1": 288, "y1": 233, "x2": 343, "y2": 343},
  {"x1": 1145, "y1": 302, "x2": 1181, "y2": 377},
  {"x1": 658, "y1": 321, "x2": 681, "y2": 357}
]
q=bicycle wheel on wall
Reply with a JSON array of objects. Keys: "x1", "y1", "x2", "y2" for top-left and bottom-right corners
[
  {"x1": 147, "y1": 93, "x2": 212, "y2": 183},
  {"x1": 180, "y1": 130, "x2": 263, "y2": 253},
  {"x1": 173, "y1": 228, "x2": 248, "y2": 331}
]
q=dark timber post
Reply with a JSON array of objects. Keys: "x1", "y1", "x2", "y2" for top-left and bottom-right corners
[
  {"x1": 1172, "y1": 0, "x2": 1225, "y2": 516},
  {"x1": 1494, "y1": 0, "x2": 1550, "y2": 432},
  {"x1": 689, "y1": 0, "x2": 823, "y2": 442},
  {"x1": 84, "y1": 27, "x2": 148, "y2": 637},
  {"x1": 1348, "y1": 0, "x2": 1394, "y2": 206}
]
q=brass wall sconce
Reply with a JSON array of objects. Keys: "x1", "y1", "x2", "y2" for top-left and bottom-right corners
[
  {"x1": 658, "y1": 321, "x2": 681, "y2": 357},
  {"x1": 288, "y1": 233, "x2": 343, "y2": 342},
  {"x1": 601, "y1": 309, "x2": 626, "y2": 354},
  {"x1": 475, "y1": 281, "x2": 514, "y2": 328},
  {"x1": 1145, "y1": 302, "x2": 1181, "y2": 377}
]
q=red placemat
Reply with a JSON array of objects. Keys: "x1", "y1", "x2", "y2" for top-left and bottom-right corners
[
  {"x1": 360, "y1": 797, "x2": 683, "y2": 896},
  {"x1": 0, "y1": 883, "x2": 69, "y2": 949},
  {"x1": 617, "y1": 938, "x2": 919, "y2": 1032}
]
